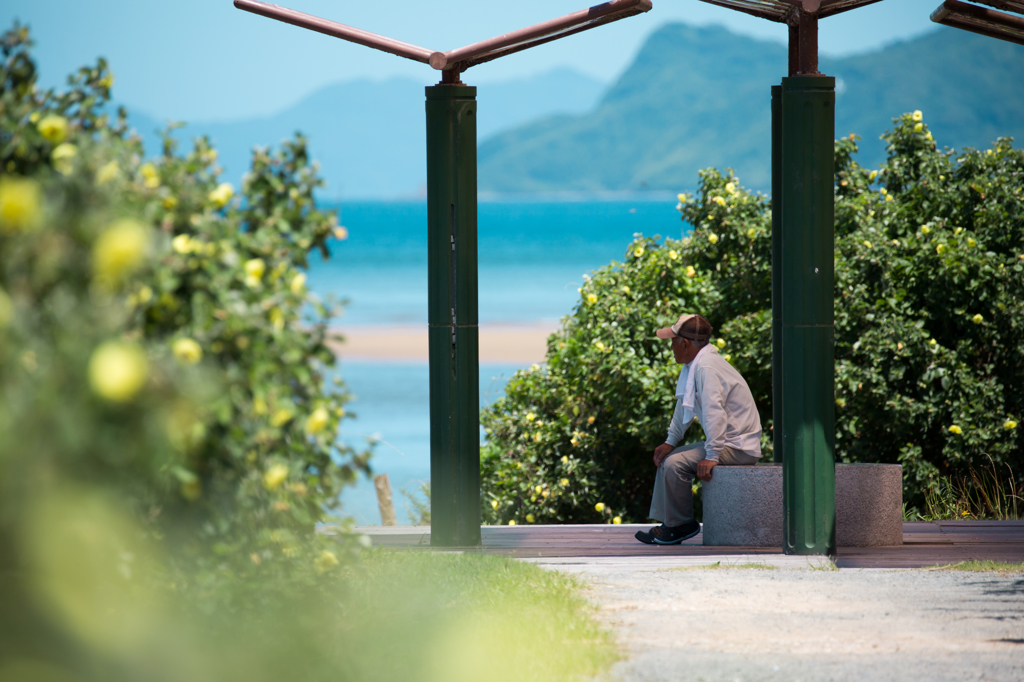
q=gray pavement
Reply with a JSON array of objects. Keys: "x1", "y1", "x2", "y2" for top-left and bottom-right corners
[{"x1": 561, "y1": 563, "x2": 1024, "y2": 682}]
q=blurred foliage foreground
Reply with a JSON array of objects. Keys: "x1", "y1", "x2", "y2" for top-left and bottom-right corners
[
  {"x1": 482, "y1": 111, "x2": 1023, "y2": 525},
  {"x1": 0, "y1": 27, "x2": 614, "y2": 682}
]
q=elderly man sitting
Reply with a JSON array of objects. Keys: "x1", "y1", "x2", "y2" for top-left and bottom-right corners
[{"x1": 635, "y1": 313, "x2": 763, "y2": 545}]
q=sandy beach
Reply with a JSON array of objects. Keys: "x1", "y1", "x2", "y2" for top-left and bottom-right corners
[{"x1": 326, "y1": 322, "x2": 558, "y2": 364}]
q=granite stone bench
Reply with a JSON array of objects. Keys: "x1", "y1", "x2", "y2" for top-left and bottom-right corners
[{"x1": 701, "y1": 463, "x2": 903, "y2": 547}]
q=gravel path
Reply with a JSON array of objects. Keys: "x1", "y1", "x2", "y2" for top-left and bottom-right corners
[{"x1": 572, "y1": 563, "x2": 1024, "y2": 681}]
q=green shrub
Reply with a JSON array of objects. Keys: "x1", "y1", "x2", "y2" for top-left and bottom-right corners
[
  {"x1": 0, "y1": 24, "x2": 369, "y2": 619},
  {"x1": 481, "y1": 111, "x2": 1022, "y2": 524}
]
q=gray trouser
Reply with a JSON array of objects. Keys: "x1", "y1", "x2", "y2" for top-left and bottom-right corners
[{"x1": 649, "y1": 441, "x2": 760, "y2": 527}]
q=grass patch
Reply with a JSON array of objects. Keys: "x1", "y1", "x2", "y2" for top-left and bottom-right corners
[
  {"x1": 923, "y1": 560, "x2": 1024, "y2": 574},
  {"x1": 668, "y1": 561, "x2": 778, "y2": 571},
  {"x1": 327, "y1": 550, "x2": 619, "y2": 682}
]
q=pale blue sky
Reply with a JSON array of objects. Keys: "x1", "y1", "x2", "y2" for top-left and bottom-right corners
[{"x1": 5, "y1": 0, "x2": 942, "y2": 122}]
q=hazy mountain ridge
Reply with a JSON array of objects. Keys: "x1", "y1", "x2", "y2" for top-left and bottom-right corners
[
  {"x1": 479, "y1": 23, "x2": 1024, "y2": 194},
  {"x1": 127, "y1": 67, "x2": 606, "y2": 198}
]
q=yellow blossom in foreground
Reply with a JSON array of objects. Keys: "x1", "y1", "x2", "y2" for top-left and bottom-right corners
[
  {"x1": 708, "y1": 233, "x2": 719, "y2": 245},
  {"x1": 140, "y1": 163, "x2": 160, "y2": 189},
  {"x1": 913, "y1": 122, "x2": 923, "y2": 133},
  {"x1": 0, "y1": 176, "x2": 42, "y2": 233},
  {"x1": 747, "y1": 228, "x2": 756, "y2": 239},
  {"x1": 162, "y1": 195, "x2": 178, "y2": 211},
  {"x1": 869, "y1": 170, "x2": 878, "y2": 181},
  {"x1": 559, "y1": 478, "x2": 569, "y2": 487},
  {"x1": 526, "y1": 412, "x2": 536, "y2": 422},
  {"x1": 716, "y1": 338, "x2": 726, "y2": 349},
  {"x1": 244, "y1": 258, "x2": 266, "y2": 287},
  {"x1": 491, "y1": 499, "x2": 499, "y2": 510},
  {"x1": 96, "y1": 160, "x2": 120, "y2": 185},
  {"x1": 613, "y1": 516, "x2": 622, "y2": 524},
  {"x1": 621, "y1": 285, "x2": 630, "y2": 295},
  {"x1": 634, "y1": 246, "x2": 645, "y2": 258},
  {"x1": 677, "y1": 193, "x2": 687, "y2": 203},
  {"x1": 263, "y1": 464, "x2": 289, "y2": 491},
  {"x1": 967, "y1": 238, "x2": 976, "y2": 248},
  {"x1": 685, "y1": 265, "x2": 696, "y2": 278},
  {"x1": 271, "y1": 408, "x2": 294, "y2": 427},
  {"x1": 929, "y1": 339, "x2": 937, "y2": 346},
  {"x1": 595, "y1": 502, "x2": 605, "y2": 513},
  {"x1": 315, "y1": 550, "x2": 339, "y2": 573},
  {"x1": 561, "y1": 455, "x2": 569, "y2": 464},
  {"x1": 51, "y1": 143, "x2": 77, "y2": 175},
  {"x1": 208, "y1": 182, "x2": 234, "y2": 208},
  {"x1": 593, "y1": 340, "x2": 606, "y2": 352},
  {"x1": 172, "y1": 338, "x2": 203, "y2": 365},
  {"x1": 668, "y1": 249, "x2": 678, "y2": 260},
  {"x1": 723, "y1": 354, "x2": 732, "y2": 363},
  {"x1": 290, "y1": 272, "x2": 307, "y2": 295},
  {"x1": 526, "y1": 514, "x2": 535, "y2": 523},
  {"x1": 912, "y1": 110, "x2": 923, "y2": 122},
  {"x1": 712, "y1": 196, "x2": 726, "y2": 207},
  {"x1": 92, "y1": 219, "x2": 150, "y2": 285},
  {"x1": 334, "y1": 226, "x2": 349, "y2": 240},
  {"x1": 948, "y1": 425, "x2": 963, "y2": 435},
  {"x1": 508, "y1": 520, "x2": 516, "y2": 526},
  {"x1": 88, "y1": 341, "x2": 148, "y2": 402},
  {"x1": 534, "y1": 485, "x2": 543, "y2": 495},
  {"x1": 971, "y1": 314, "x2": 983, "y2": 324},
  {"x1": 587, "y1": 415, "x2": 595, "y2": 424},
  {"x1": 921, "y1": 225, "x2": 931, "y2": 235},
  {"x1": 1004, "y1": 420, "x2": 1018, "y2": 430},
  {"x1": 305, "y1": 406, "x2": 330, "y2": 435},
  {"x1": 172, "y1": 234, "x2": 193, "y2": 254},
  {"x1": 269, "y1": 307, "x2": 285, "y2": 332},
  {"x1": 37, "y1": 114, "x2": 68, "y2": 143},
  {"x1": 725, "y1": 182, "x2": 737, "y2": 195},
  {"x1": 863, "y1": 241, "x2": 872, "y2": 249},
  {"x1": 586, "y1": 293, "x2": 598, "y2": 304},
  {"x1": 936, "y1": 244, "x2": 946, "y2": 255}
]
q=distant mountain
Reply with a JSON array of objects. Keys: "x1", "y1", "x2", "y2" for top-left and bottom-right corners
[
  {"x1": 478, "y1": 24, "x2": 1024, "y2": 194},
  {"x1": 126, "y1": 68, "x2": 605, "y2": 199}
]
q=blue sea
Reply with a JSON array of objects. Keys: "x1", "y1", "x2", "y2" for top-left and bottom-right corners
[{"x1": 309, "y1": 198, "x2": 688, "y2": 524}]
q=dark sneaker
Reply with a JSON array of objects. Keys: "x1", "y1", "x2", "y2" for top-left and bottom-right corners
[
  {"x1": 635, "y1": 526, "x2": 659, "y2": 544},
  {"x1": 651, "y1": 520, "x2": 700, "y2": 545}
]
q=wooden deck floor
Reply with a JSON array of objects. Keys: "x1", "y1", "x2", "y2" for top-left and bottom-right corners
[{"x1": 344, "y1": 521, "x2": 1024, "y2": 569}]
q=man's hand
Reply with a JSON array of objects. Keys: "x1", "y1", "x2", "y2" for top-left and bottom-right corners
[
  {"x1": 653, "y1": 443, "x2": 675, "y2": 467},
  {"x1": 697, "y1": 459, "x2": 718, "y2": 482}
]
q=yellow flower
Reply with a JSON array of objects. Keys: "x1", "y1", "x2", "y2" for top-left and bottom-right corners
[
  {"x1": 885, "y1": 194, "x2": 893, "y2": 202},
  {"x1": 37, "y1": 114, "x2": 68, "y2": 143},
  {"x1": 542, "y1": 489, "x2": 550, "y2": 498},
  {"x1": 99, "y1": 73, "x2": 114, "y2": 90},
  {"x1": 747, "y1": 228, "x2": 756, "y2": 239},
  {"x1": 491, "y1": 499, "x2": 499, "y2": 510},
  {"x1": 269, "y1": 307, "x2": 285, "y2": 332},
  {"x1": 0, "y1": 176, "x2": 42, "y2": 233},
  {"x1": 948, "y1": 425, "x2": 963, "y2": 435},
  {"x1": 51, "y1": 143, "x2": 77, "y2": 175},
  {"x1": 668, "y1": 249, "x2": 679, "y2": 260},
  {"x1": 920, "y1": 225, "x2": 931, "y2": 235},
  {"x1": 263, "y1": 463, "x2": 289, "y2": 490},
  {"x1": 613, "y1": 516, "x2": 622, "y2": 524},
  {"x1": 525, "y1": 412, "x2": 536, "y2": 422},
  {"x1": 559, "y1": 478, "x2": 569, "y2": 487},
  {"x1": 685, "y1": 265, "x2": 696, "y2": 278},
  {"x1": 92, "y1": 218, "x2": 150, "y2": 285},
  {"x1": 936, "y1": 244, "x2": 946, "y2": 255},
  {"x1": 561, "y1": 455, "x2": 569, "y2": 464},
  {"x1": 508, "y1": 520, "x2": 516, "y2": 526},
  {"x1": 708, "y1": 233, "x2": 719, "y2": 244},
  {"x1": 621, "y1": 285, "x2": 630, "y2": 295},
  {"x1": 1004, "y1": 420, "x2": 1017, "y2": 429},
  {"x1": 925, "y1": 131, "x2": 933, "y2": 142},
  {"x1": 244, "y1": 258, "x2": 266, "y2": 287},
  {"x1": 526, "y1": 514, "x2": 535, "y2": 523},
  {"x1": 929, "y1": 339, "x2": 937, "y2": 346},
  {"x1": 305, "y1": 406, "x2": 330, "y2": 435},
  {"x1": 971, "y1": 314, "x2": 983, "y2": 324},
  {"x1": 634, "y1": 246, "x2": 645, "y2": 258},
  {"x1": 913, "y1": 122, "x2": 923, "y2": 133},
  {"x1": 961, "y1": 510, "x2": 970, "y2": 517},
  {"x1": 0, "y1": 287, "x2": 11, "y2": 330},
  {"x1": 723, "y1": 354, "x2": 732, "y2": 363},
  {"x1": 595, "y1": 502, "x2": 605, "y2": 513},
  {"x1": 96, "y1": 160, "x2": 120, "y2": 185},
  {"x1": 725, "y1": 182, "x2": 737, "y2": 195},
  {"x1": 271, "y1": 408, "x2": 294, "y2": 427},
  {"x1": 967, "y1": 238, "x2": 976, "y2": 248},
  {"x1": 715, "y1": 338, "x2": 726, "y2": 349},
  {"x1": 869, "y1": 170, "x2": 878, "y2": 181},
  {"x1": 290, "y1": 272, "x2": 307, "y2": 295},
  {"x1": 863, "y1": 240, "x2": 872, "y2": 249},
  {"x1": 712, "y1": 196, "x2": 726, "y2": 207},
  {"x1": 586, "y1": 293, "x2": 598, "y2": 304},
  {"x1": 586, "y1": 415, "x2": 595, "y2": 424},
  {"x1": 677, "y1": 193, "x2": 687, "y2": 203},
  {"x1": 912, "y1": 110, "x2": 923, "y2": 122},
  {"x1": 140, "y1": 163, "x2": 160, "y2": 189},
  {"x1": 172, "y1": 234, "x2": 193, "y2": 254},
  {"x1": 162, "y1": 195, "x2": 178, "y2": 211},
  {"x1": 897, "y1": 342, "x2": 904, "y2": 351},
  {"x1": 208, "y1": 182, "x2": 234, "y2": 208},
  {"x1": 88, "y1": 341, "x2": 148, "y2": 402},
  {"x1": 334, "y1": 226, "x2": 349, "y2": 240},
  {"x1": 315, "y1": 550, "x2": 339, "y2": 573},
  {"x1": 172, "y1": 338, "x2": 203, "y2": 365}
]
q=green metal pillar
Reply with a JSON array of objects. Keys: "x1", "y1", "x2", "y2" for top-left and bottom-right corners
[
  {"x1": 771, "y1": 84, "x2": 783, "y2": 465},
  {"x1": 779, "y1": 75, "x2": 836, "y2": 556},
  {"x1": 426, "y1": 84, "x2": 481, "y2": 547}
]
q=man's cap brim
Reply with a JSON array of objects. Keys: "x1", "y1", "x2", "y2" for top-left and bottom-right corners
[{"x1": 655, "y1": 327, "x2": 675, "y2": 339}]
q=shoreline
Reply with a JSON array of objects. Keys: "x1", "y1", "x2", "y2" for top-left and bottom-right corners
[{"x1": 326, "y1": 322, "x2": 558, "y2": 364}]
